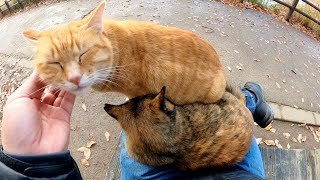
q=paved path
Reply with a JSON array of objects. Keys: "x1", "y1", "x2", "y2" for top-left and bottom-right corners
[{"x1": 0, "y1": 0, "x2": 319, "y2": 179}]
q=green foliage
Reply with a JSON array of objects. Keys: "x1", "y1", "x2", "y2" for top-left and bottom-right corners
[
  {"x1": 246, "y1": 0, "x2": 270, "y2": 7},
  {"x1": 270, "y1": 4, "x2": 281, "y2": 14}
]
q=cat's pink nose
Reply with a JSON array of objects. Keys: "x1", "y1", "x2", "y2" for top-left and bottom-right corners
[{"x1": 69, "y1": 76, "x2": 81, "y2": 86}]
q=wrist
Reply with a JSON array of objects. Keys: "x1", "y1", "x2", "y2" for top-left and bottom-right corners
[{"x1": 0, "y1": 146, "x2": 78, "y2": 178}]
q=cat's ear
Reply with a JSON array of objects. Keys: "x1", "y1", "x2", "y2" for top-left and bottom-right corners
[
  {"x1": 83, "y1": 1, "x2": 106, "y2": 33},
  {"x1": 104, "y1": 103, "x2": 121, "y2": 120},
  {"x1": 150, "y1": 86, "x2": 166, "y2": 111},
  {"x1": 22, "y1": 29, "x2": 42, "y2": 44}
]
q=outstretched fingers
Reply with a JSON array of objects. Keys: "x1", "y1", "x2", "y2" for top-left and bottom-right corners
[{"x1": 54, "y1": 90, "x2": 76, "y2": 115}]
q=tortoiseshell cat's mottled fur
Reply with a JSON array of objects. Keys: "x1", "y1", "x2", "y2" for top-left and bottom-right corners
[
  {"x1": 104, "y1": 86, "x2": 253, "y2": 171},
  {"x1": 22, "y1": 1, "x2": 226, "y2": 105}
]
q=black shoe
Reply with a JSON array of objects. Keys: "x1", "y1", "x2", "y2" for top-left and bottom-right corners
[{"x1": 243, "y1": 82, "x2": 274, "y2": 128}]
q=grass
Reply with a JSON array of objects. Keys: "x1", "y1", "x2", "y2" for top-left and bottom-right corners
[
  {"x1": 247, "y1": 0, "x2": 270, "y2": 7},
  {"x1": 270, "y1": 4, "x2": 281, "y2": 14}
]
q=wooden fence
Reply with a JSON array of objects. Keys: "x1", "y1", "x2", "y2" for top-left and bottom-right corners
[
  {"x1": 241, "y1": 0, "x2": 320, "y2": 25},
  {"x1": 0, "y1": 0, "x2": 24, "y2": 17}
]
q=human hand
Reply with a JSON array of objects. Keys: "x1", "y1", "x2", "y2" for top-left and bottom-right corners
[{"x1": 1, "y1": 72, "x2": 76, "y2": 155}]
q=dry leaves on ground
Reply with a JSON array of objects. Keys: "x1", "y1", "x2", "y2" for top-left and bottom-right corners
[
  {"x1": 105, "y1": 131, "x2": 110, "y2": 142},
  {"x1": 287, "y1": 143, "x2": 291, "y2": 149},
  {"x1": 86, "y1": 140, "x2": 97, "y2": 148},
  {"x1": 81, "y1": 103, "x2": 87, "y2": 112},
  {"x1": 292, "y1": 137, "x2": 298, "y2": 143},
  {"x1": 256, "y1": 138, "x2": 263, "y2": 145},
  {"x1": 298, "y1": 124, "x2": 320, "y2": 143},
  {"x1": 77, "y1": 140, "x2": 97, "y2": 167},
  {"x1": 297, "y1": 134, "x2": 307, "y2": 143},
  {"x1": 264, "y1": 140, "x2": 275, "y2": 146},
  {"x1": 77, "y1": 147, "x2": 91, "y2": 160},
  {"x1": 283, "y1": 133, "x2": 290, "y2": 139},
  {"x1": 269, "y1": 128, "x2": 276, "y2": 133},
  {"x1": 236, "y1": 66, "x2": 243, "y2": 70},
  {"x1": 81, "y1": 159, "x2": 90, "y2": 167},
  {"x1": 275, "y1": 139, "x2": 282, "y2": 148}
]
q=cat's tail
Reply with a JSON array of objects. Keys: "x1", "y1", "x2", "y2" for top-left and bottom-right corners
[{"x1": 226, "y1": 84, "x2": 246, "y2": 104}]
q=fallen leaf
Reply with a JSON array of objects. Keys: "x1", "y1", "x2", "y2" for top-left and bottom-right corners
[
  {"x1": 264, "y1": 140, "x2": 275, "y2": 146},
  {"x1": 270, "y1": 128, "x2": 276, "y2": 133},
  {"x1": 275, "y1": 57, "x2": 281, "y2": 62},
  {"x1": 256, "y1": 138, "x2": 263, "y2": 144},
  {"x1": 297, "y1": 134, "x2": 303, "y2": 143},
  {"x1": 312, "y1": 131, "x2": 319, "y2": 142},
  {"x1": 81, "y1": 103, "x2": 87, "y2": 112},
  {"x1": 236, "y1": 66, "x2": 243, "y2": 70},
  {"x1": 77, "y1": 147, "x2": 91, "y2": 160},
  {"x1": 86, "y1": 140, "x2": 97, "y2": 148},
  {"x1": 298, "y1": 123, "x2": 307, "y2": 127},
  {"x1": 287, "y1": 143, "x2": 291, "y2": 149},
  {"x1": 105, "y1": 131, "x2": 110, "y2": 142},
  {"x1": 292, "y1": 137, "x2": 298, "y2": 143},
  {"x1": 81, "y1": 159, "x2": 90, "y2": 167},
  {"x1": 309, "y1": 126, "x2": 314, "y2": 132},
  {"x1": 275, "y1": 139, "x2": 282, "y2": 148},
  {"x1": 283, "y1": 133, "x2": 291, "y2": 139}
]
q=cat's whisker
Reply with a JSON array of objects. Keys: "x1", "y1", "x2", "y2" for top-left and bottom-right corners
[
  {"x1": 95, "y1": 70, "x2": 131, "y2": 82},
  {"x1": 46, "y1": 88, "x2": 62, "y2": 105},
  {"x1": 96, "y1": 78, "x2": 125, "y2": 91},
  {"x1": 28, "y1": 85, "x2": 51, "y2": 97}
]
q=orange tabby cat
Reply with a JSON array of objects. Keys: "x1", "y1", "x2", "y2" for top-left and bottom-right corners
[{"x1": 22, "y1": 1, "x2": 226, "y2": 104}]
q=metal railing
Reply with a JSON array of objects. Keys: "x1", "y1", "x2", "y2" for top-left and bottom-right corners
[
  {"x1": 241, "y1": 0, "x2": 320, "y2": 25},
  {"x1": 0, "y1": 0, "x2": 24, "y2": 18}
]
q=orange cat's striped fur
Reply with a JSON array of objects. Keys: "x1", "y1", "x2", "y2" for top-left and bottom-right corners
[{"x1": 22, "y1": 1, "x2": 226, "y2": 104}]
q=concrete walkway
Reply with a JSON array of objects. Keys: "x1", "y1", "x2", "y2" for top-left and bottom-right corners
[
  {"x1": 269, "y1": 102, "x2": 320, "y2": 126},
  {"x1": 0, "y1": 0, "x2": 319, "y2": 179}
]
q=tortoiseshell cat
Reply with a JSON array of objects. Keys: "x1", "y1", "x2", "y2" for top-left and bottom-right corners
[
  {"x1": 22, "y1": 1, "x2": 226, "y2": 105},
  {"x1": 104, "y1": 86, "x2": 253, "y2": 171}
]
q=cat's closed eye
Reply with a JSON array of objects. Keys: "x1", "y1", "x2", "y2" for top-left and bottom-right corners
[
  {"x1": 48, "y1": 62, "x2": 63, "y2": 69},
  {"x1": 79, "y1": 50, "x2": 89, "y2": 63}
]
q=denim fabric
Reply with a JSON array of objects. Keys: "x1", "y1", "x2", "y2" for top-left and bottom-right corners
[
  {"x1": 120, "y1": 89, "x2": 265, "y2": 180},
  {"x1": 241, "y1": 88, "x2": 257, "y2": 114}
]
